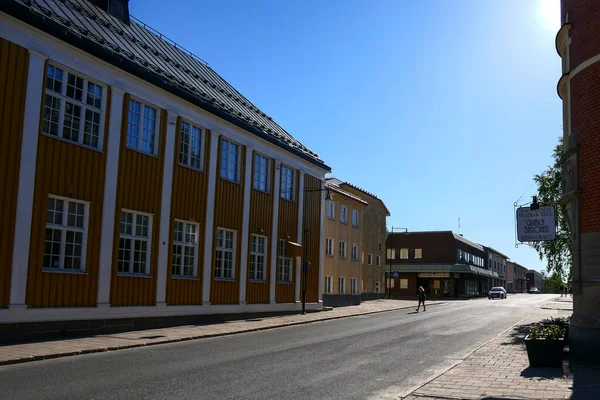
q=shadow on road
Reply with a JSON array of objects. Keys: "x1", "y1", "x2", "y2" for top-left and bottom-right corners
[{"x1": 498, "y1": 322, "x2": 537, "y2": 346}]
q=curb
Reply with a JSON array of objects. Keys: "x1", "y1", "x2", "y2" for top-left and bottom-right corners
[{"x1": 0, "y1": 301, "x2": 446, "y2": 366}]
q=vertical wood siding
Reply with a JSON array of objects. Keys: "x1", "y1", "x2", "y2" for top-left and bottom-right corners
[
  {"x1": 245, "y1": 152, "x2": 274, "y2": 304},
  {"x1": 26, "y1": 70, "x2": 109, "y2": 307},
  {"x1": 165, "y1": 121, "x2": 210, "y2": 305},
  {"x1": 275, "y1": 170, "x2": 299, "y2": 303},
  {"x1": 304, "y1": 174, "x2": 322, "y2": 303},
  {"x1": 109, "y1": 97, "x2": 166, "y2": 306},
  {"x1": 211, "y1": 137, "x2": 245, "y2": 304},
  {"x1": 0, "y1": 39, "x2": 29, "y2": 308}
]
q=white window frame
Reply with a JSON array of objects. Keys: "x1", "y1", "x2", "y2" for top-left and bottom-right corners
[
  {"x1": 350, "y1": 277, "x2": 357, "y2": 294},
  {"x1": 179, "y1": 120, "x2": 204, "y2": 171},
  {"x1": 376, "y1": 255, "x2": 381, "y2": 266},
  {"x1": 215, "y1": 228, "x2": 236, "y2": 279},
  {"x1": 326, "y1": 238, "x2": 334, "y2": 256},
  {"x1": 171, "y1": 220, "x2": 199, "y2": 278},
  {"x1": 339, "y1": 241, "x2": 347, "y2": 258},
  {"x1": 253, "y1": 153, "x2": 270, "y2": 193},
  {"x1": 400, "y1": 248, "x2": 409, "y2": 259},
  {"x1": 368, "y1": 254, "x2": 373, "y2": 265},
  {"x1": 338, "y1": 276, "x2": 345, "y2": 294},
  {"x1": 352, "y1": 209, "x2": 359, "y2": 227},
  {"x1": 325, "y1": 276, "x2": 332, "y2": 294},
  {"x1": 126, "y1": 97, "x2": 160, "y2": 156},
  {"x1": 219, "y1": 138, "x2": 240, "y2": 182},
  {"x1": 42, "y1": 62, "x2": 106, "y2": 150},
  {"x1": 387, "y1": 248, "x2": 396, "y2": 259},
  {"x1": 326, "y1": 200, "x2": 335, "y2": 220},
  {"x1": 278, "y1": 239, "x2": 293, "y2": 283},
  {"x1": 351, "y1": 243, "x2": 358, "y2": 260},
  {"x1": 340, "y1": 205, "x2": 348, "y2": 224},
  {"x1": 118, "y1": 209, "x2": 153, "y2": 275},
  {"x1": 43, "y1": 195, "x2": 90, "y2": 272},
  {"x1": 280, "y1": 165, "x2": 295, "y2": 201},
  {"x1": 249, "y1": 234, "x2": 267, "y2": 281}
]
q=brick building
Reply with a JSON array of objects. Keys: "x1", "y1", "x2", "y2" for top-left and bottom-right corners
[
  {"x1": 507, "y1": 261, "x2": 528, "y2": 293},
  {"x1": 556, "y1": 0, "x2": 600, "y2": 362}
]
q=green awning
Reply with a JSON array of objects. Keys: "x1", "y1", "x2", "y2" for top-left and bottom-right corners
[{"x1": 387, "y1": 264, "x2": 499, "y2": 278}]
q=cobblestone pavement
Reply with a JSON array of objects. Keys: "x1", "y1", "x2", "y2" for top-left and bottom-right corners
[
  {"x1": 402, "y1": 310, "x2": 575, "y2": 400},
  {"x1": 0, "y1": 299, "x2": 445, "y2": 365}
]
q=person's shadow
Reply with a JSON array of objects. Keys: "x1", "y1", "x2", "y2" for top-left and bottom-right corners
[{"x1": 407, "y1": 311, "x2": 419, "y2": 315}]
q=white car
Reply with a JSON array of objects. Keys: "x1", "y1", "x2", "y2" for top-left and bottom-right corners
[{"x1": 488, "y1": 287, "x2": 507, "y2": 299}]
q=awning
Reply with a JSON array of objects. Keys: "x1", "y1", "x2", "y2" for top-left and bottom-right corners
[{"x1": 388, "y1": 264, "x2": 499, "y2": 279}]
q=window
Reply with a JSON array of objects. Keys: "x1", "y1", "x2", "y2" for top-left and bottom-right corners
[
  {"x1": 375, "y1": 282, "x2": 380, "y2": 293},
  {"x1": 325, "y1": 276, "x2": 332, "y2": 293},
  {"x1": 338, "y1": 276, "x2": 345, "y2": 293},
  {"x1": 220, "y1": 138, "x2": 239, "y2": 182},
  {"x1": 351, "y1": 243, "x2": 358, "y2": 260},
  {"x1": 127, "y1": 98, "x2": 157, "y2": 155},
  {"x1": 400, "y1": 248, "x2": 409, "y2": 259},
  {"x1": 415, "y1": 248, "x2": 422, "y2": 259},
  {"x1": 278, "y1": 240, "x2": 292, "y2": 282},
  {"x1": 179, "y1": 121, "x2": 203, "y2": 170},
  {"x1": 339, "y1": 241, "x2": 347, "y2": 258},
  {"x1": 368, "y1": 254, "x2": 373, "y2": 265},
  {"x1": 376, "y1": 255, "x2": 381, "y2": 266},
  {"x1": 43, "y1": 64, "x2": 105, "y2": 149},
  {"x1": 118, "y1": 210, "x2": 152, "y2": 275},
  {"x1": 44, "y1": 196, "x2": 88, "y2": 271},
  {"x1": 326, "y1": 238, "x2": 334, "y2": 256},
  {"x1": 172, "y1": 220, "x2": 198, "y2": 277},
  {"x1": 387, "y1": 248, "x2": 396, "y2": 259},
  {"x1": 340, "y1": 205, "x2": 348, "y2": 223},
  {"x1": 352, "y1": 209, "x2": 359, "y2": 227},
  {"x1": 326, "y1": 200, "x2": 335, "y2": 219},
  {"x1": 400, "y1": 279, "x2": 408, "y2": 289},
  {"x1": 280, "y1": 166, "x2": 295, "y2": 201},
  {"x1": 250, "y1": 235, "x2": 267, "y2": 281},
  {"x1": 350, "y1": 278, "x2": 357, "y2": 294},
  {"x1": 215, "y1": 228, "x2": 235, "y2": 279},
  {"x1": 253, "y1": 154, "x2": 270, "y2": 192}
]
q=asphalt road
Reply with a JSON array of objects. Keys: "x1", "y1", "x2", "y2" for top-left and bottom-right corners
[{"x1": 0, "y1": 294, "x2": 557, "y2": 400}]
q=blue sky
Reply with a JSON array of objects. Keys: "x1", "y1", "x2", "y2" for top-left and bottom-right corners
[{"x1": 131, "y1": 0, "x2": 562, "y2": 272}]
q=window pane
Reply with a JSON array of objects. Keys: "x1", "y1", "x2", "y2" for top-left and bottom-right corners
[
  {"x1": 43, "y1": 228, "x2": 62, "y2": 269},
  {"x1": 62, "y1": 102, "x2": 82, "y2": 142},
  {"x1": 43, "y1": 94, "x2": 61, "y2": 136},
  {"x1": 118, "y1": 238, "x2": 131, "y2": 272},
  {"x1": 172, "y1": 244, "x2": 182, "y2": 276}
]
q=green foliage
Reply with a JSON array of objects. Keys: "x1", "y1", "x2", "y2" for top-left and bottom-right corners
[
  {"x1": 543, "y1": 272, "x2": 566, "y2": 293},
  {"x1": 531, "y1": 138, "x2": 571, "y2": 278},
  {"x1": 529, "y1": 317, "x2": 569, "y2": 340}
]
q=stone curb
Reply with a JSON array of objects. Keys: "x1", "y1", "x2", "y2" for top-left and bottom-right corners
[{"x1": 0, "y1": 301, "x2": 446, "y2": 366}]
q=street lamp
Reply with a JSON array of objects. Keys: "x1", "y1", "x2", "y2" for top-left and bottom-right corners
[
  {"x1": 387, "y1": 227, "x2": 408, "y2": 299},
  {"x1": 302, "y1": 186, "x2": 332, "y2": 315}
]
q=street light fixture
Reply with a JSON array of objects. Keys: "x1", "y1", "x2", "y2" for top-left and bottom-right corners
[
  {"x1": 302, "y1": 186, "x2": 332, "y2": 315},
  {"x1": 387, "y1": 226, "x2": 408, "y2": 299}
]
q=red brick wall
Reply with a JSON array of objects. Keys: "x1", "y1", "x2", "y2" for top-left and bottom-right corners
[
  {"x1": 562, "y1": 0, "x2": 600, "y2": 70},
  {"x1": 570, "y1": 61, "x2": 600, "y2": 233}
]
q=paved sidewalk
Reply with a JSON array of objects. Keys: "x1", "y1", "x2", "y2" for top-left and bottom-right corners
[
  {"x1": 542, "y1": 296, "x2": 573, "y2": 311},
  {"x1": 403, "y1": 309, "x2": 574, "y2": 400},
  {"x1": 0, "y1": 299, "x2": 444, "y2": 366}
]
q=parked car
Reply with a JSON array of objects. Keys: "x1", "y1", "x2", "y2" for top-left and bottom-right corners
[
  {"x1": 528, "y1": 287, "x2": 540, "y2": 294},
  {"x1": 488, "y1": 287, "x2": 507, "y2": 299}
]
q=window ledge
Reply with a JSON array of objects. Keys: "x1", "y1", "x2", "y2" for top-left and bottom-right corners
[
  {"x1": 219, "y1": 176, "x2": 240, "y2": 185},
  {"x1": 42, "y1": 268, "x2": 87, "y2": 275},
  {"x1": 117, "y1": 273, "x2": 152, "y2": 278},
  {"x1": 41, "y1": 133, "x2": 104, "y2": 153},
  {"x1": 249, "y1": 279, "x2": 268, "y2": 283},
  {"x1": 277, "y1": 281, "x2": 294, "y2": 285},
  {"x1": 178, "y1": 163, "x2": 204, "y2": 174},
  {"x1": 280, "y1": 197, "x2": 296, "y2": 204},
  {"x1": 171, "y1": 276, "x2": 199, "y2": 280},
  {"x1": 214, "y1": 278, "x2": 236, "y2": 282},
  {"x1": 252, "y1": 188, "x2": 270, "y2": 195},
  {"x1": 326, "y1": 254, "x2": 334, "y2": 257},
  {"x1": 125, "y1": 145, "x2": 159, "y2": 159}
]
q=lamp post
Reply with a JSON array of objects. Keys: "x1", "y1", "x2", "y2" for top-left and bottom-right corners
[
  {"x1": 387, "y1": 227, "x2": 408, "y2": 299},
  {"x1": 302, "y1": 186, "x2": 332, "y2": 315}
]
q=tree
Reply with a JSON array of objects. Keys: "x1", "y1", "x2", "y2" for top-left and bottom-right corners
[
  {"x1": 543, "y1": 271, "x2": 565, "y2": 294},
  {"x1": 531, "y1": 138, "x2": 571, "y2": 278}
]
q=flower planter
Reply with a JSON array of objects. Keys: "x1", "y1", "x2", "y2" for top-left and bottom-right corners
[{"x1": 524, "y1": 336, "x2": 566, "y2": 367}]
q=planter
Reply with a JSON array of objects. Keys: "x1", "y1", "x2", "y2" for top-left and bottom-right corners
[{"x1": 524, "y1": 335, "x2": 566, "y2": 367}]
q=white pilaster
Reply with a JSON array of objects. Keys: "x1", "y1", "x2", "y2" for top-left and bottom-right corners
[
  {"x1": 155, "y1": 110, "x2": 178, "y2": 306},
  {"x1": 96, "y1": 85, "x2": 125, "y2": 307},
  {"x1": 9, "y1": 50, "x2": 47, "y2": 309},
  {"x1": 202, "y1": 131, "x2": 220, "y2": 305},
  {"x1": 269, "y1": 161, "x2": 282, "y2": 303},
  {"x1": 238, "y1": 147, "x2": 253, "y2": 304},
  {"x1": 318, "y1": 179, "x2": 326, "y2": 304},
  {"x1": 295, "y1": 172, "x2": 305, "y2": 303}
]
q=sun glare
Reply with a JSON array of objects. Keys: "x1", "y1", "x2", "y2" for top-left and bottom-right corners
[{"x1": 538, "y1": 0, "x2": 561, "y2": 31}]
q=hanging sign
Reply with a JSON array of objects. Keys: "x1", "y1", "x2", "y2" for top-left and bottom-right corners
[{"x1": 516, "y1": 206, "x2": 556, "y2": 242}]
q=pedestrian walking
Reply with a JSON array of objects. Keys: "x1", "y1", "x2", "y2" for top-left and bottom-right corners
[{"x1": 416, "y1": 286, "x2": 426, "y2": 312}]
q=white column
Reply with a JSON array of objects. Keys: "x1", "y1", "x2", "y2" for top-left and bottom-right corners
[
  {"x1": 295, "y1": 172, "x2": 305, "y2": 304},
  {"x1": 8, "y1": 50, "x2": 47, "y2": 309},
  {"x1": 269, "y1": 161, "x2": 281, "y2": 303},
  {"x1": 96, "y1": 86, "x2": 125, "y2": 307},
  {"x1": 238, "y1": 147, "x2": 253, "y2": 304},
  {"x1": 318, "y1": 179, "x2": 326, "y2": 304},
  {"x1": 202, "y1": 131, "x2": 220, "y2": 305},
  {"x1": 155, "y1": 110, "x2": 177, "y2": 306}
]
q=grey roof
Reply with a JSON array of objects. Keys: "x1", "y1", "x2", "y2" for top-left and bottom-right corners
[
  {"x1": 482, "y1": 246, "x2": 510, "y2": 260},
  {"x1": 453, "y1": 233, "x2": 485, "y2": 252},
  {"x1": 324, "y1": 180, "x2": 368, "y2": 205},
  {"x1": 2, "y1": 0, "x2": 330, "y2": 171}
]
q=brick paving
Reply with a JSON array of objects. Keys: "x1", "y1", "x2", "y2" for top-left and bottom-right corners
[
  {"x1": 0, "y1": 299, "x2": 444, "y2": 365},
  {"x1": 402, "y1": 309, "x2": 575, "y2": 400}
]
